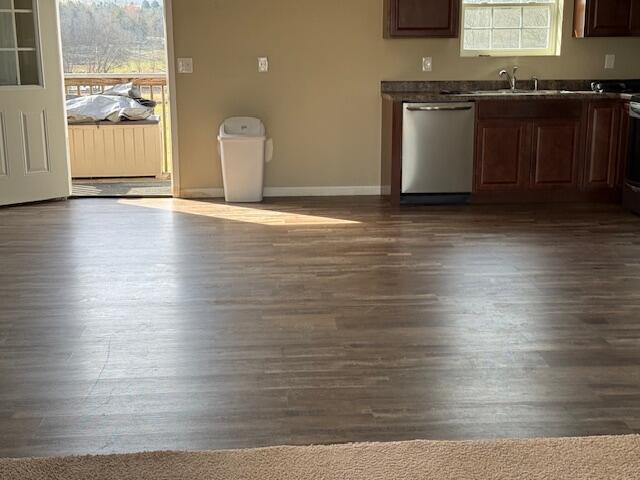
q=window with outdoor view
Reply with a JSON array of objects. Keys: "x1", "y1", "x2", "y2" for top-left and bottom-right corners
[{"x1": 461, "y1": 0, "x2": 563, "y2": 57}]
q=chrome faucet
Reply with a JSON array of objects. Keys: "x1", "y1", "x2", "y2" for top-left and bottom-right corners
[
  {"x1": 499, "y1": 66, "x2": 519, "y2": 91},
  {"x1": 531, "y1": 76, "x2": 539, "y2": 91}
]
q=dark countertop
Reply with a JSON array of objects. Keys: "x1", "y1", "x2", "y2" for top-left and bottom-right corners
[
  {"x1": 382, "y1": 91, "x2": 630, "y2": 102},
  {"x1": 381, "y1": 80, "x2": 638, "y2": 103}
]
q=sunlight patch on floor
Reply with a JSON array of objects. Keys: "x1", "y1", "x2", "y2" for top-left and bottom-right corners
[{"x1": 118, "y1": 198, "x2": 361, "y2": 226}]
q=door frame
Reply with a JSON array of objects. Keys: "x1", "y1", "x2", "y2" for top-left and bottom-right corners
[
  {"x1": 56, "y1": 0, "x2": 182, "y2": 198},
  {"x1": 163, "y1": 0, "x2": 181, "y2": 198}
]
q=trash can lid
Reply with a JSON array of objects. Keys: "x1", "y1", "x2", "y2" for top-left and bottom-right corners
[{"x1": 219, "y1": 117, "x2": 265, "y2": 138}]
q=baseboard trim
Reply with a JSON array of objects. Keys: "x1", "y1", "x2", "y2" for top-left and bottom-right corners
[
  {"x1": 264, "y1": 186, "x2": 382, "y2": 197},
  {"x1": 181, "y1": 186, "x2": 383, "y2": 199}
]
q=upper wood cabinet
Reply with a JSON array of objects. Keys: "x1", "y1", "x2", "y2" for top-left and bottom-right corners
[
  {"x1": 384, "y1": 0, "x2": 460, "y2": 38},
  {"x1": 574, "y1": 0, "x2": 640, "y2": 37}
]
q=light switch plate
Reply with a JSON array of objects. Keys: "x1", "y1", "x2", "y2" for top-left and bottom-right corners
[
  {"x1": 422, "y1": 57, "x2": 433, "y2": 72},
  {"x1": 177, "y1": 57, "x2": 193, "y2": 74},
  {"x1": 605, "y1": 54, "x2": 615, "y2": 70},
  {"x1": 258, "y1": 57, "x2": 269, "y2": 73}
]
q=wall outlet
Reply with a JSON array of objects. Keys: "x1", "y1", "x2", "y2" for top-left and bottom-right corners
[
  {"x1": 605, "y1": 54, "x2": 616, "y2": 70},
  {"x1": 422, "y1": 56, "x2": 433, "y2": 72},
  {"x1": 177, "y1": 57, "x2": 193, "y2": 74},
  {"x1": 258, "y1": 57, "x2": 269, "y2": 73}
]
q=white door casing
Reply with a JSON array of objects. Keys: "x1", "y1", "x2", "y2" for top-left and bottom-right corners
[{"x1": 0, "y1": 0, "x2": 70, "y2": 206}]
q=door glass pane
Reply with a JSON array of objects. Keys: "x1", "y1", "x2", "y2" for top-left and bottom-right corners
[
  {"x1": 0, "y1": 12, "x2": 15, "y2": 48},
  {"x1": 14, "y1": 0, "x2": 33, "y2": 10},
  {"x1": 18, "y1": 50, "x2": 39, "y2": 84},
  {"x1": 0, "y1": 0, "x2": 12, "y2": 9},
  {"x1": 16, "y1": 12, "x2": 36, "y2": 48},
  {"x1": 0, "y1": 51, "x2": 18, "y2": 85}
]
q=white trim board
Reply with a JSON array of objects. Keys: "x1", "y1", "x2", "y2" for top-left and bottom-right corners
[
  {"x1": 181, "y1": 186, "x2": 383, "y2": 199},
  {"x1": 163, "y1": 0, "x2": 181, "y2": 198}
]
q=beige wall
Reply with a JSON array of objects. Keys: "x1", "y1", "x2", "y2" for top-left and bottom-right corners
[{"x1": 171, "y1": 0, "x2": 640, "y2": 193}]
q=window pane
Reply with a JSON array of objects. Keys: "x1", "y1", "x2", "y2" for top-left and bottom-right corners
[
  {"x1": 523, "y1": 7, "x2": 550, "y2": 27},
  {"x1": 0, "y1": 12, "x2": 15, "y2": 48},
  {"x1": 16, "y1": 12, "x2": 36, "y2": 48},
  {"x1": 465, "y1": 7, "x2": 491, "y2": 28},
  {"x1": 0, "y1": 51, "x2": 18, "y2": 85},
  {"x1": 14, "y1": 0, "x2": 33, "y2": 10},
  {"x1": 18, "y1": 50, "x2": 39, "y2": 84},
  {"x1": 492, "y1": 29, "x2": 520, "y2": 49},
  {"x1": 522, "y1": 28, "x2": 549, "y2": 48},
  {"x1": 0, "y1": 0, "x2": 12, "y2": 9},
  {"x1": 464, "y1": 29, "x2": 491, "y2": 49},
  {"x1": 493, "y1": 7, "x2": 522, "y2": 28}
]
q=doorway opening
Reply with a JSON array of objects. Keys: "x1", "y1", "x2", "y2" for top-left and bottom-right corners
[{"x1": 59, "y1": 0, "x2": 173, "y2": 198}]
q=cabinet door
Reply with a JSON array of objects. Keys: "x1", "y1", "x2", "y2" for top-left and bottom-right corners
[
  {"x1": 385, "y1": 0, "x2": 459, "y2": 37},
  {"x1": 586, "y1": 0, "x2": 632, "y2": 36},
  {"x1": 530, "y1": 119, "x2": 581, "y2": 189},
  {"x1": 631, "y1": 0, "x2": 640, "y2": 34},
  {"x1": 617, "y1": 103, "x2": 631, "y2": 187},
  {"x1": 475, "y1": 120, "x2": 530, "y2": 191},
  {"x1": 584, "y1": 102, "x2": 621, "y2": 189}
]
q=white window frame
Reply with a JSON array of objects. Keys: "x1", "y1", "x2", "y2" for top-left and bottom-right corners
[{"x1": 460, "y1": 1, "x2": 563, "y2": 57}]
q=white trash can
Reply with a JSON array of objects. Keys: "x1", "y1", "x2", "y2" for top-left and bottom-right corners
[{"x1": 218, "y1": 117, "x2": 273, "y2": 202}]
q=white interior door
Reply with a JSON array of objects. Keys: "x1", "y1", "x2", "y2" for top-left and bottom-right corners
[{"x1": 0, "y1": 0, "x2": 70, "y2": 206}]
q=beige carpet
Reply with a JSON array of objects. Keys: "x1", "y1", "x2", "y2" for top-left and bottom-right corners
[{"x1": 1, "y1": 435, "x2": 639, "y2": 479}]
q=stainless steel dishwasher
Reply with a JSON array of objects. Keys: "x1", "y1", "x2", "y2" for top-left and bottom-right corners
[{"x1": 402, "y1": 102, "x2": 475, "y2": 204}]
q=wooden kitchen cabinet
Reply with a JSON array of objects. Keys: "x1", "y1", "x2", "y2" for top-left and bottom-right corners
[
  {"x1": 531, "y1": 119, "x2": 581, "y2": 189},
  {"x1": 381, "y1": 96, "x2": 627, "y2": 206},
  {"x1": 584, "y1": 102, "x2": 621, "y2": 189},
  {"x1": 384, "y1": 0, "x2": 460, "y2": 38},
  {"x1": 475, "y1": 101, "x2": 583, "y2": 194},
  {"x1": 475, "y1": 120, "x2": 530, "y2": 191},
  {"x1": 574, "y1": 0, "x2": 640, "y2": 37},
  {"x1": 618, "y1": 103, "x2": 631, "y2": 185},
  {"x1": 632, "y1": 1, "x2": 640, "y2": 33}
]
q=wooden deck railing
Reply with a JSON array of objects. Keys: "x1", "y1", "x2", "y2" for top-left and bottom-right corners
[{"x1": 64, "y1": 73, "x2": 171, "y2": 174}]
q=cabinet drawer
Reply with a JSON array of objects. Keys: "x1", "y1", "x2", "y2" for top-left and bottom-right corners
[{"x1": 477, "y1": 100, "x2": 583, "y2": 120}]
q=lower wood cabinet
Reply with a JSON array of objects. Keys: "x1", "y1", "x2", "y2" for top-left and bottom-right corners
[
  {"x1": 475, "y1": 107, "x2": 581, "y2": 193},
  {"x1": 382, "y1": 96, "x2": 630, "y2": 205},
  {"x1": 474, "y1": 99, "x2": 628, "y2": 200},
  {"x1": 584, "y1": 102, "x2": 621, "y2": 190},
  {"x1": 531, "y1": 119, "x2": 581, "y2": 189},
  {"x1": 618, "y1": 103, "x2": 631, "y2": 184},
  {"x1": 475, "y1": 120, "x2": 530, "y2": 191}
]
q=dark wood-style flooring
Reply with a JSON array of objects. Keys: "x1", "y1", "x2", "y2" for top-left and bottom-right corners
[{"x1": 1, "y1": 197, "x2": 640, "y2": 458}]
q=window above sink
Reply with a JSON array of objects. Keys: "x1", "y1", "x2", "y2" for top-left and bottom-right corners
[{"x1": 460, "y1": 0, "x2": 563, "y2": 57}]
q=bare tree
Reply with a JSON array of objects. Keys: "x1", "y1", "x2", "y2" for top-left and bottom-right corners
[{"x1": 59, "y1": 1, "x2": 166, "y2": 74}]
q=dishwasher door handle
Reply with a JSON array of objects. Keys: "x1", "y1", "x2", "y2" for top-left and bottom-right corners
[{"x1": 406, "y1": 105, "x2": 473, "y2": 112}]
